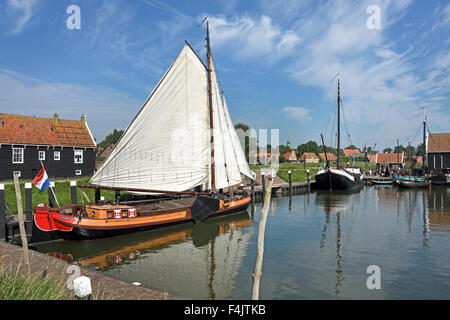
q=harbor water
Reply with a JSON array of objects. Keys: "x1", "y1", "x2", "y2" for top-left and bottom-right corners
[{"x1": 32, "y1": 185, "x2": 450, "y2": 299}]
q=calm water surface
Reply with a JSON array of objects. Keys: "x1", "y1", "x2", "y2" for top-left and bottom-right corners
[{"x1": 33, "y1": 185, "x2": 450, "y2": 299}]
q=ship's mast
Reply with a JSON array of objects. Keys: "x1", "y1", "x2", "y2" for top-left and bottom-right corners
[
  {"x1": 423, "y1": 108, "x2": 427, "y2": 172},
  {"x1": 206, "y1": 19, "x2": 216, "y2": 192},
  {"x1": 337, "y1": 78, "x2": 341, "y2": 168}
]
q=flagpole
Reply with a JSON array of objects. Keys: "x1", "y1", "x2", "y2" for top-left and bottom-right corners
[{"x1": 40, "y1": 161, "x2": 60, "y2": 207}]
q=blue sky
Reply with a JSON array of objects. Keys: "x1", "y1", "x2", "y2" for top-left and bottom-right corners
[{"x1": 0, "y1": 0, "x2": 449, "y2": 151}]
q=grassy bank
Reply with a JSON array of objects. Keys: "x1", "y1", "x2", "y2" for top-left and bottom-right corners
[
  {"x1": 250, "y1": 161, "x2": 377, "y2": 183},
  {"x1": 0, "y1": 267, "x2": 73, "y2": 300},
  {"x1": 2, "y1": 177, "x2": 116, "y2": 215}
]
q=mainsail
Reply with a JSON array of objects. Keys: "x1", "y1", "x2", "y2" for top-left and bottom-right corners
[{"x1": 90, "y1": 43, "x2": 254, "y2": 192}]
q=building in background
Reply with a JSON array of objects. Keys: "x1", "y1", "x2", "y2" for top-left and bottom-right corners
[
  {"x1": 0, "y1": 113, "x2": 97, "y2": 180},
  {"x1": 427, "y1": 133, "x2": 450, "y2": 174}
]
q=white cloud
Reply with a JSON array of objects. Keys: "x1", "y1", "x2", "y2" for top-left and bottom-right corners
[
  {"x1": 283, "y1": 0, "x2": 449, "y2": 147},
  {"x1": 283, "y1": 106, "x2": 312, "y2": 122},
  {"x1": 208, "y1": 14, "x2": 301, "y2": 63},
  {"x1": 0, "y1": 69, "x2": 142, "y2": 142},
  {"x1": 5, "y1": 0, "x2": 39, "y2": 34}
]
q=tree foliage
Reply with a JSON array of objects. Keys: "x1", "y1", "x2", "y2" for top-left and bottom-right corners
[{"x1": 98, "y1": 129, "x2": 124, "y2": 149}]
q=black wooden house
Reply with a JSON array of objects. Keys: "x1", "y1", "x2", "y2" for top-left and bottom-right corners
[
  {"x1": 427, "y1": 133, "x2": 450, "y2": 174},
  {"x1": 0, "y1": 113, "x2": 97, "y2": 180}
]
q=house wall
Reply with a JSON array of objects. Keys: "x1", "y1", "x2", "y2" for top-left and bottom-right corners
[
  {"x1": 428, "y1": 152, "x2": 450, "y2": 173},
  {"x1": 0, "y1": 144, "x2": 96, "y2": 180}
]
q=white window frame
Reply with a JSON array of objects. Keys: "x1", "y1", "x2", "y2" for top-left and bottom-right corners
[
  {"x1": 74, "y1": 150, "x2": 83, "y2": 164},
  {"x1": 75, "y1": 169, "x2": 82, "y2": 176},
  {"x1": 12, "y1": 148, "x2": 24, "y2": 164},
  {"x1": 54, "y1": 151, "x2": 61, "y2": 161},
  {"x1": 38, "y1": 150, "x2": 46, "y2": 161}
]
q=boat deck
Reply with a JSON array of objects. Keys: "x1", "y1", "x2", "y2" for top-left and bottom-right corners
[{"x1": 134, "y1": 197, "x2": 195, "y2": 213}]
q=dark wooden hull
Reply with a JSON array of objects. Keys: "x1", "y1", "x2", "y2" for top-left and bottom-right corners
[
  {"x1": 396, "y1": 180, "x2": 431, "y2": 188},
  {"x1": 314, "y1": 169, "x2": 363, "y2": 190}
]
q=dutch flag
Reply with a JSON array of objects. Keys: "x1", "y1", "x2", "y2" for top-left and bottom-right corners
[{"x1": 33, "y1": 163, "x2": 51, "y2": 192}]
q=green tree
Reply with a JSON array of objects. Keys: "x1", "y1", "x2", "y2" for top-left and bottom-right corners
[
  {"x1": 297, "y1": 140, "x2": 321, "y2": 155},
  {"x1": 98, "y1": 129, "x2": 124, "y2": 149},
  {"x1": 383, "y1": 147, "x2": 392, "y2": 153}
]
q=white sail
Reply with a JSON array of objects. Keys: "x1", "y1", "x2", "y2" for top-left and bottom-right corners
[
  {"x1": 90, "y1": 44, "x2": 211, "y2": 192},
  {"x1": 222, "y1": 95, "x2": 255, "y2": 182},
  {"x1": 210, "y1": 59, "x2": 242, "y2": 189}
]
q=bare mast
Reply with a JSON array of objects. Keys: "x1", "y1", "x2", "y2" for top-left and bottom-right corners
[
  {"x1": 337, "y1": 78, "x2": 341, "y2": 168},
  {"x1": 206, "y1": 19, "x2": 216, "y2": 192}
]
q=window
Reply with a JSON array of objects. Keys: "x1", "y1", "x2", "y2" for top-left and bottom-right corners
[
  {"x1": 38, "y1": 151, "x2": 45, "y2": 161},
  {"x1": 12, "y1": 148, "x2": 24, "y2": 164},
  {"x1": 54, "y1": 151, "x2": 60, "y2": 161},
  {"x1": 74, "y1": 150, "x2": 83, "y2": 164},
  {"x1": 75, "y1": 169, "x2": 82, "y2": 176}
]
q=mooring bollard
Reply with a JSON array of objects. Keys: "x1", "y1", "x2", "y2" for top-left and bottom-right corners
[
  {"x1": 13, "y1": 173, "x2": 31, "y2": 276},
  {"x1": 307, "y1": 169, "x2": 311, "y2": 192},
  {"x1": 48, "y1": 182, "x2": 56, "y2": 207},
  {"x1": 25, "y1": 183, "x2": 33, "y2": 236},
  {"x1": 69, "y1": 181, "x2": 77, "y2": 204},
  {"x1": 0, "y1": 184, "x2": 5, "y2": 241}
]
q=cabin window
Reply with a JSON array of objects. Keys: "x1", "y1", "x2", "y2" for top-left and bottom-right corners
[
  {"x1": 75, "y1": 169, "x2": 82, "y2": 176},
  {"x1": 74, "y1": 150, "x2": 83, "y2": 164},
  {"x1": 54, "y1": 151, "x2": 60, "y2": 161},
  {"x1": 38, "y1": 151, "x2": 45, "y2": 161},
  {"x1": 12, "y1": 148, "x2": 24, "y2": 164}
]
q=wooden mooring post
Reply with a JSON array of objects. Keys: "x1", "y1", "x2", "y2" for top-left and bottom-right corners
[
  {"x1": 261, "y1": 172, "x2": 265, "y2": 198},
  {"x1": 0, "y1": 184, "x2": 5, "y2": 241},
  {"x1": 25, "y1": 183, "x2": 33, "y2": 236},
  {"x1": 288, "y1": 170, "x2": 292, "y2": 194},
  {"x1": 70, "y1": 181, "x2": 78, "y2": 204},
  {"x1": 13, "y1": 173, "x2": 31, "y2": 276},
  {"x1": 252, "y1": 177, "x2": 273, "y2": 300},
  {"x1": 48, "y1": 182, "x2": 56, "y2": 207},
  {"x1": 307, "y1": 169, "x2": 311, "y2": 192}
]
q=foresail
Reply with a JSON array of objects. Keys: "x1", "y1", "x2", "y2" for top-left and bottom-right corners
[
  {"x1": 222, "y1": 96, "x2": 255, "y2": 181},
  {"x1": 210, "y1": 58, "x2": 255, "y2": 189},
  {"x1": 90, "y1": 44, "x2": 210, "y2": 192}
]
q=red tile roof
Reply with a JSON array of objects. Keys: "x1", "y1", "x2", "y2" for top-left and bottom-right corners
[
  {"x1": 0, "y1": 113, "x2": 96, "y2": 147},
  {"x1": 376, "y1": 153, "x2": 404, "y2": 164},
  {"x1": 427, "y1": 133, "x2": 450, "y2": 153},
  {"x1": 299, "y1": 152, "x2": 319, "y2": 161},
  {"x1": 284, "y1": 151, "x2": 297, "y2": 160},
  {"x1": 343, "y1": 149, "x2": 361, "y2": 156},
  {"x1": 367, "y1": 154, "x2": 377, "y2": 163},
  {"x1": 319, "y1": 153, "x2": 337, "y2": 161}
]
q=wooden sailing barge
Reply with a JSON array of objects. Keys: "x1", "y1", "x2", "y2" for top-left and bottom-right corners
[
  {"x1": 315, "y1": 78, "x2": 363, "y2": 191},
  {"x1": 31, "y1": 20, "x2": 254, "y2": 243}
]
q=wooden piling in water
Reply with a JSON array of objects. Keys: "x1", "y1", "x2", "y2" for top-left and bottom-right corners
[
  {"x1": 0, "y1": 184, "x2": 5, "y2": 241},
  {"x1": 252, "y1": 177, "x2": 273, "y2": 300},
  {"x1": 307, "y1": 169, "x2": 311, "y2": 192},
  {"x1": 13, "y1": 173, "x2": 31, "y2": 276},
  {"x1": 288, "y1": 170, "x2": 292, "y2": 194},
  {"x1": 71, "y1": 181, "x2": 78, "y2": 204},
  {"x1": 261, "y1": 173, "x2": 265, "y2": 198}
]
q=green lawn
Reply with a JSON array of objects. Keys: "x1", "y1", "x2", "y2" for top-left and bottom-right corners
[
  {"x1": 1, "y1": 177, "x2": 116, "y2": 215},
  {"x1": 250, "y1": 161, "x2": 377, "y2": 183}
]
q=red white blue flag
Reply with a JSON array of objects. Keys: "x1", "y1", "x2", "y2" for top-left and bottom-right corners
[{"x1": 33, "y1": 164, "x2": 50, "y2": 192}]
